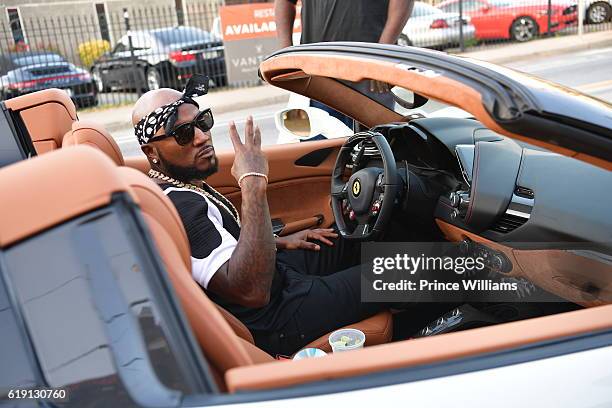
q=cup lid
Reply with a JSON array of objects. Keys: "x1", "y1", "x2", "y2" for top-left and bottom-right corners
[{"x1": 328, "y1": 328, "x2": 366, "y2": 349}]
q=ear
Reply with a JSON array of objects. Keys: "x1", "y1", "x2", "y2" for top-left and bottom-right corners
[{"x1": 141, "y1": 144, "x2": 159, "y2": 164}]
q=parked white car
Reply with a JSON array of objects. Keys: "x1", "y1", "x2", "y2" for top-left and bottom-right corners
[{"x1": 399, "y1": 1, "x2": 477, "y2": 48}]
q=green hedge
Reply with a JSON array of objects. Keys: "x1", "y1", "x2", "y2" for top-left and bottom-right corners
[{"x1": 78, "y1": 40, "x2": 111, "y2": 68}]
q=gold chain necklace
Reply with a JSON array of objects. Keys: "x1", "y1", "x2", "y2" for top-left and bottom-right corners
[{"x1": 148, "y1": 169, "x2": 241, "y2": 226}]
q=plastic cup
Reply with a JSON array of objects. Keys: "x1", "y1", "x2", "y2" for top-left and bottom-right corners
[
  {"x1": 328, "y1": 328, "x2": 366, "y2": 353},
  {"x1": 292, "y1": 348, "x2": 327, "y2": 360}
]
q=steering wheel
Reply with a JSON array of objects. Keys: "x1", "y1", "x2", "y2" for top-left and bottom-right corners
[{"x1": 331, "y1": 131, "x2": 399, "y2": 240}]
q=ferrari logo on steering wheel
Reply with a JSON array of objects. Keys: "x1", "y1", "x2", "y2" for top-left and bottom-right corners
[{"x1": 352, "y1": 179, "x2": 361, "y2": 197}]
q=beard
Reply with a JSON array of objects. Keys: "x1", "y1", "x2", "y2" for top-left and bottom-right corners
[{"x1": 158, "y1": 151, "x2": 219, "y2": 182}]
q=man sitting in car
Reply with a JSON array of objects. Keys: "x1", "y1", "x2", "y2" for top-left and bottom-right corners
[{"x1": 132, "y1": 75, "x2": 400, "y2": 356}]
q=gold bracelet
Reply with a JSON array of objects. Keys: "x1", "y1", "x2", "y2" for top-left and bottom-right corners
[{"x1": 238, "y1": 172, "x2": 268, "y2": 188}]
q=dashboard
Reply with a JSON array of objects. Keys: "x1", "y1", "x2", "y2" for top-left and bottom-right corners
[
  {"x1": 356, "y1": 118, "x2": 612, "y2": 305},
  {"x1": 366, "y1": 117, "x2": 612, "y2": 246}
]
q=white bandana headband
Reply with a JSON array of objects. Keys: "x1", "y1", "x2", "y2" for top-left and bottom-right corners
[{"x1": 135, "y1": 74, "x2": 210, "y2": 145}]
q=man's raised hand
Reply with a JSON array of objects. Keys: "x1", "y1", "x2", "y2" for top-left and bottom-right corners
[{"x1": 229, "y1": 116, "x2": 269, "y2": 184}]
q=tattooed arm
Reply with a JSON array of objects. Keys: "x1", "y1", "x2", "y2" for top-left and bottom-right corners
[{"x1": 207, "y1": 117, "x2": 276, "y2": 308}]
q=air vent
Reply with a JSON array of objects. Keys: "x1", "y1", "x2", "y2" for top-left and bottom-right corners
[
  {"x1": 491, "y1": 213, "x2": 528, "y2": 233},
  {"x1": 515, "y1": 186, "x2": 534, "y2": 199},
  {"x1": 350, "y1": 141, "x2": 379, "y2": 161}
]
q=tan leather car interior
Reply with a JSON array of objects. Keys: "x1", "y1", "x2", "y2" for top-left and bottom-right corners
[
  {"x1": 62, "y1": 121, "x2": 125, "y2": 166},
  {"x1": 65, "y1": 121, "x2": 345, "y2": 232},
  {"x1": 55, "y1": 121, "x2": 396, "y2": 353},
  {"x1": 436, "y1": 219, "x2": 612, "y2": 307},
  {"x1": 0, "y1": 146, "x2": 124, "y2": 247},
  {"x1": 120, "y1": 166, "x2": 392, "y2": 340},
  {"x1": 210, "y1": 138, "x2": 347, "y2": 231},
  {"x1": 2, "y1": 121, "x2": 612, "y2": 395},
  {"x1": 117, "y1": 165, "x2": 393, "y2": 374},
  {"x1": 225, "y1": 303, "x2": 612, "y2": 392},
  {"x1": 4, "y1": 89, "x2": 77, "y2": 154},
  {"x1": 0, "y1": 145, "x2": 393, "y2": 382},
  {"x1": 116, "y1": 166, "x2": 267, "y2": 373},
  {"x1": 3, "y1": 82, "x2": 610, "y2": 395}
]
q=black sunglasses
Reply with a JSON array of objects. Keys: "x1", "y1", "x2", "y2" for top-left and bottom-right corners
[{"x1": 151, "y1": 108, "x2": 214, "y2": 146}]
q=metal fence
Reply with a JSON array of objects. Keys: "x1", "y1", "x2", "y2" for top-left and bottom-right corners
[
  {"x1": 0, "y1": 0, "x2": 610, "y2": 110},
  {"x1": 0, "y1": 1, "x2": 227, "y2": 109},
  {"x1": 408, "y1": 0, "x2": 611, "y2": 51}
]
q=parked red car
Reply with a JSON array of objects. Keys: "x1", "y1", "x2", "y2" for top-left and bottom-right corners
[{"x1": 437, "y1": 0, "x2": 577, "y2": 42}]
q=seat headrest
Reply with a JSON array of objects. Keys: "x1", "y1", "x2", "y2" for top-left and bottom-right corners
[
  {"x1": 63, "y1": 121, "x2": 125, "y2": 166},
  {"x1": 117, "y1": 167, "x2": 191, "y2": 269},
  {"x1": 0, "y1": 146, "x2": 131, "y2": 247},
  {"x1": 4, "y1": 89, "x2": 77, "y2": 154}
]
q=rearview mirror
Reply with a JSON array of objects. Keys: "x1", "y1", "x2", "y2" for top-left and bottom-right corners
[
  {"x1": 391, "y1": 86, "x2": 428, "y2": 110},
  {"x1": 282, "y1": 109, "x2": 311, "y2": 137}
]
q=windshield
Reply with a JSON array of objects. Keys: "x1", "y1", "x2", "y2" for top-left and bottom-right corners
[
  {"x1": 12, "y1": 54, "x2": 65, "y2": 66},
  {"x1": 152, "y1": 27, "x2": 213, "y2": 45},
  {"x1": 411, "y1": 2, "x2": 444, "y2": 17}
]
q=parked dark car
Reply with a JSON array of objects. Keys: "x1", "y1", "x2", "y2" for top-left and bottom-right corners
[
  {"x1": 0, "y1": 51, "x2": 97, "y2": 108},
  {"x1": 91, "y1": 26, "x2": 227, "y2": 93}
]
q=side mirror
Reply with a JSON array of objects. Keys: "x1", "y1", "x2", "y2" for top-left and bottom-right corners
[
  {"x1": 481, "y1": 5, "x2": 491, "y2": 12},
  {"x1": 274, "y1": 107, "x2": 353, "y2": 143}
]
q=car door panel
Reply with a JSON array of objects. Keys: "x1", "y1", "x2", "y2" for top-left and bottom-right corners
[
  {"x1": 225, "y1": 176, "x2": 334, "y2": 234},
  {"x1": 123, "y1": 138, "x2": 343, "y2": 231},
  {"x1": 225, "y1": 302, "x2": 612, "y2": 392},
  {"x1": 207, "y1": 138, "x2": 345, "y2": 232}
]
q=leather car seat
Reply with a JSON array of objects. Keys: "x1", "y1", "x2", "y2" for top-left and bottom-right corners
[
  {"x1": 118, "y1": 167, "x2": 393, "y2": 355},
  {"x1": 61, "y1": 120, "x2": 154, "y2": 174},
  {"x1": 62, "y1": 121, "x2": 125, "y2": 166},
  {"x1": 61, "y1": 123, "x2": 395, "y2": 354},
  {"x1": 4, "y1": 89, "x2": 77, "y2": 154},
  {"x1": 117, "y1": 167, "x2": 271, "y2": 372}
]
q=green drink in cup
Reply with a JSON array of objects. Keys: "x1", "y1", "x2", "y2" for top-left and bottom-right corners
[{"x1": 328, "y1": 328, "x2": 366, "y2": 353}]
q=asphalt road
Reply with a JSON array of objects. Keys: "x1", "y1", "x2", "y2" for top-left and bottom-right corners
[
  {"x1": 112, "y1": 46, "x2": 612, "y2": 158},
  {"x1": 97, "y1": 91, "x2": 138, "y2": 107},
  {"x1": 505, "y1": 46, "x2": 612, "y2": 102}
]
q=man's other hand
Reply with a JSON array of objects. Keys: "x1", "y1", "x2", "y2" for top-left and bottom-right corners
[{"x1": 276, "y1": 228, "x2": 339, "y2": 251}]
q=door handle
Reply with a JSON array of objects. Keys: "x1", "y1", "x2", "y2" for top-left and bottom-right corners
[{"x1": 278, "y1": 214, "x2": 324, "y2": 236}]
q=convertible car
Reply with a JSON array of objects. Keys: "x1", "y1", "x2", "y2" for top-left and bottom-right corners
[{"x1": 0, "y1": 42, "x2": 611, "y2": 407}]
